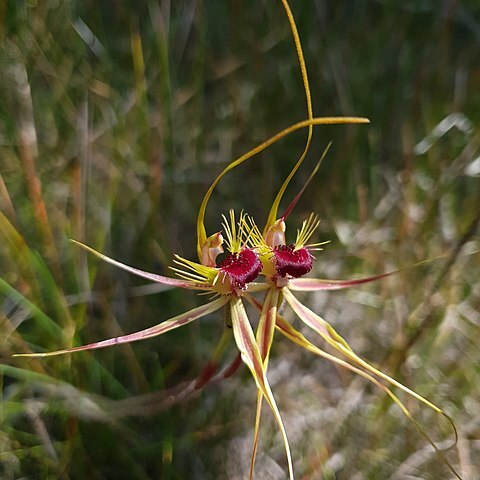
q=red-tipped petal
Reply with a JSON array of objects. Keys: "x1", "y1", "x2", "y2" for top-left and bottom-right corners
[
  {"x1": 15, "y1": 297, "x2": 228, "y2": 357},
  {"x1": 288, "y1": 270, "x2": 399, "y2": 291},
  {"x1": 282, "y1": 288, "x2": 457, "y2": 412},
  {"x1": 71, "y1": 240, "x2": 209, "y2": 290},
  {"x1": 280, "y1": 288, "x2": 460, "y2": 477},
  {"x1": 229, "y1": 297, "x2": 294, "y2": 480},
  {"x1": 249, "y1": 287, "x2": 279, "y2": 477},
  {"x1": 256, "y1": 288, "x2": 279, "y2": 363},
  {"x1": 289, "y1": 258, "x2": 446, "y2": 291}
]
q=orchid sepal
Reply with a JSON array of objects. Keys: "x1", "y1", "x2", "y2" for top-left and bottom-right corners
[
  {"x1": 289, "y1": 271, "x2": 400, "y2": 291},
  {"x1": 14, "y1": 297, "x2": 228, "y2": 357},
  {"x1": 282, "y1": 288, "x2": 459, "y2": 442},
  {"x1": 249, "y1": 287, "x2": 280, "y2": 478},
  {"x1": 273, "y1": 313, "x2": 461, "y2": 480},
  {"x1": 244, "y1": 289, "x2": 460, "y2": 479},
  {"x1": 196, "y1": 115, "x2": 370, "y2": 260},
  {"x1": 288, "y1": 256, "x2": 449, "y2": 292},
  {"x1": 71, "y1": 240, "x2": 209, "y2": 290},
  {"x1": 229, "y1": 296, "x2": 294, "y2": 480}
]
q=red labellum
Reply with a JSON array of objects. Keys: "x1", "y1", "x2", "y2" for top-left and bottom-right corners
[
  {"x1": 273, "y1": 244, "x2": 313, "y2": 278},
  {"x1": 219, "y1": 248, "x2": 262, "y2": 289}
]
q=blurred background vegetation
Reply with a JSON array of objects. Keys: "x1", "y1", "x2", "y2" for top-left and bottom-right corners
[{"x1": 1, "y1": 1, "x2": 479, "y2": 478}]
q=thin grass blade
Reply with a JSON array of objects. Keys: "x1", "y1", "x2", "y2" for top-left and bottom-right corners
[{"x1": 0, "y1": 277, "x2": 62, "y2": 338}]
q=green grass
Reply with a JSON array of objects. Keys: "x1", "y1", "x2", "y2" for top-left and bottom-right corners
[{"x1": 1, "y1": 1, "x2": 479, "y2": 478}]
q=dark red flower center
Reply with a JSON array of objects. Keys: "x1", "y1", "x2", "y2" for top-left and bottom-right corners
[
  {"x1": 219, "y1": 248, "x2": 262, "y2": 289},
  {"x1": 273, "y1": 244, "x2": 313, "y2": 278}
]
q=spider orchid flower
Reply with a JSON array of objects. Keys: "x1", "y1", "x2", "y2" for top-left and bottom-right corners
[
  {"x1": 13, "y1": 209, "x2": 295, "y2": 475},
  {"x1": 13, "y1": 112, "x2": 369, "y2": 480},
  {"x1": 237, "y1": 156, "x2": 461, "y2": 479},
  {"x1": 13, "y1": 0, "x2": 459, "y2": 476}
]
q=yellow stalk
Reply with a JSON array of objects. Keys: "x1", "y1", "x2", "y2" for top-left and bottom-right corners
[
  {"x1": 264, "y1": 0, "x2": 314, "y2": 233},
  {"x1": 196, "y1": 116, "x2": 369, "y2": 259}
]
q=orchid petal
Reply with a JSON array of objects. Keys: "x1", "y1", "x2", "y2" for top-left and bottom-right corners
[
  {"x1": 229, "y1": 297, "x2": 294, "y2": 480},
  {"x1": 14, "y1": 297, "x2": 228, "y2": 357},
  {"x1": 289, "y1": 271, "x2": 399, "y2": 291},
  {"x1": 71, "y1": 240, "x2": 209, "y2": 290},
  {"x1": 284, "y1": 288, "x2": 430, "y2": 408},
  {"x1": 249, "y1": 288, "x2": 280, "y2": 478},
  {"x1": 250, "y1": 391, "x2": 263, "y2": 480},
  {"x1": 289, "y1": 257, "x2": 448, "y2": 292},
  {"x1": 196, "y1": 116, "x2": 370, "y2": 260},
  {"x1": 256, "y1": 288, "x2": 280, "y2": 363},
  {"x1": 282, "y1": 288, "x2": 458, "y2": 446},
  {"x1": 246, "y1": 289, "x2": 460, "y2": 478},
  {"x1": 273, "y1": 314, "x2": 461, "y2": 479}
]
